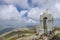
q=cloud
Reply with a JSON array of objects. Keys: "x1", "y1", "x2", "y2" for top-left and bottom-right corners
[
  {"x1": 26, "y1": 19, "x2": 36, "y2": 23},
  {"x1": 29, "y1": 0, "x2": 57, "y2": 8},
  {"x1": 54, "y1": 3, "x2": 60, "y2": 18},
  {"x1": 28, "y1": 7, "x2": 43, "y2": 20},
  {"x1": 50, "y1": 2, "x2": 60, "y2": 18},
  {"x1": 0, "y1": 0, "x2": 60, "y2": 27},
  {"x1": 29, "y1": 0, "x2": 60, "y2": 19},
  {"x1": 0, "y1": 5, "x2": 25, "y2": 27},
  {"x1": 55, "y1": 3, "x2": 60, "y2": 11},
  {"x1": 0, "y1": 5, "x2": 21, "y2": 20},
  {"x1": 3, "y1": 0, "x2": 30, "y2": 9},
  {"x1": 0, "y1": 5, "x2": 37, "y2": 28},
  {"x1": 28, "y1": 0, "x2": 60, "y2": 19}
]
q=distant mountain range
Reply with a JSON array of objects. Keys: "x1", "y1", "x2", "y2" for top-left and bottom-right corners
[
  {"x1": 0, "y1": 28, "x2": 13, "y2": 35},
  {"x1": 0, "y1": 25, "x2": 35, "y2": 35},
  {"x1": 26, "y1": 25, "x2": 35, "y2": 28}
]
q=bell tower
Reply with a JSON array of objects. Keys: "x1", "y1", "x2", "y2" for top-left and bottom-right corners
[{"x1": 40, "y1": 9, "x2": 54, "y2": 35}]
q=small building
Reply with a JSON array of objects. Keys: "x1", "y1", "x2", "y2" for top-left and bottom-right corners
[{"x1": 37, "y1": 9, "x2": 54, "y2": 35}]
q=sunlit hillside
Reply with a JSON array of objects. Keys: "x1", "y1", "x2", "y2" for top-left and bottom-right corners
[{"x1": 0, "y1": 27, "x2": 60, "y2": 40}]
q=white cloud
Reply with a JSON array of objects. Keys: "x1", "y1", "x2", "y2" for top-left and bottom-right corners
[
  {"x1": 55, "y1": 3, "x2": 60, "y2": 11},
  {"x1": 50, "y1": 2, "x2": 60, "y2": 18},
  {"x1": 28, "y1": 0, "x2": 60, "y2": 19},
  {"x1": 30, "y1": 0, "x2": 57, "y2": 8},
  {"x1": 28, "y1": 7, "x2": 43, "y2": 20},
  {"x1": 0, "y1": 5, "x2": 21, "y2": 20},
  {"x1": 1, "y1": 0, "x2": 60, "y2": 19},
  {"x1": 26, "y1": 19, "x2": 36, "y2": 24},
  {"x1": 0, "y1": 5, "x2": 24, "y2": 26},
  {"x1": 0, "y1": 5, "x2": 37, "y2": 27},
  {"x1": 20, "y1": 10, "x2": 28, "y2": 16},
  {"x1": 4, "y1": 0, "x2": 30, "y2": 9},
  {"x1": 55, "y1": 3, "x2": 60, "y2": 18},
  {"x1": 29, "y1": 0, "x2": 60, "y2": 19},
  {"x1": 0, "y1": 0, "x2": 60, "y2": 27}
]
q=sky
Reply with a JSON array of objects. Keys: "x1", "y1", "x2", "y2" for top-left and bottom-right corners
[{"x1": 0, "y1": 0, "x2": 60, "y2": 28}]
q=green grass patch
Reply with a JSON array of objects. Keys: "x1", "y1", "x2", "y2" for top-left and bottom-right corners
[
  {"x1": 0, "y1": 37, "x2": 3, "y2": 40},
  {"x1": 51, "y1": 34, "x2": 60, "y2": 40}
]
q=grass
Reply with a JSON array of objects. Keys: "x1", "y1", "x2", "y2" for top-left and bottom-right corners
[
  {"x1": 51, "y1": 34, "x2": 60, "y2": 40},
  {"x1": 0, "y1": 37, "x2": 3, "y2": 40},
  {"x1": 51, "y1": 27, "x2": 60, "y2": 40},
  {"x1": 1, "y1": 27, "x2": 60, "y2": 40},
  {"x1": 55, "y1": 27, "x2": 60, "y2": 31},
  {"x1": 4, "y1": 31, "x2": 17, "y2": 38},
  {"x1": 9, "y1": 37, "x2": 18, "y2": 40},
  {"x1": 2, "y1": 29, "x2": 35, "y2": 40}
]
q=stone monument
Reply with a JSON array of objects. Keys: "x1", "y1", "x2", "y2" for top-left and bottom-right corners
[{"x1": 39, "y1": 9, "x2": 54, "y2": 35}]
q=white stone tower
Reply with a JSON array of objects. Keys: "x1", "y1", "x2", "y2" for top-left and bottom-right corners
[{"x1": 40, "y1": 9, "x2": 54, "y2": 34}]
